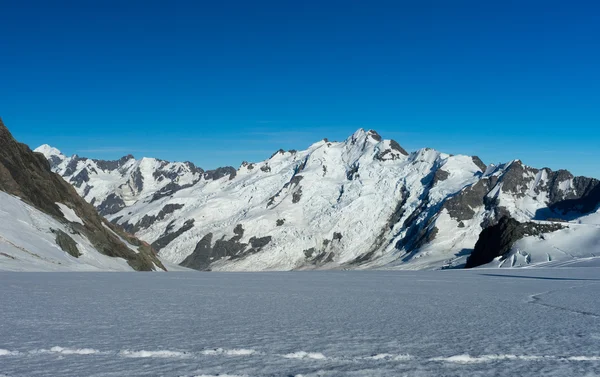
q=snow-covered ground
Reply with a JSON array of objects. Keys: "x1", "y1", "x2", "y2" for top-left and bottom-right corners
[
  {"x1": 1, "y1": 269, "x2": 599, "y2": 376},
  {"x1": 0, "y1": 192, "x2": 134, "y2": 271}
]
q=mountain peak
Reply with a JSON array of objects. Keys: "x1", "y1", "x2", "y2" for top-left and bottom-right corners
[{"x1": 34, "y1": 144, "x2": 64, "y2": 158}]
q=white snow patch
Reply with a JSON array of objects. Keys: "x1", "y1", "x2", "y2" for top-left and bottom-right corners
[
  {"x1": 0, "y1": 349, "x2": 19, "y2": 356},
  {"x1": 567, "y1": 356, "x2": 600, "y2": 361},
  {"x1": 283, "y1": 351, "x2": 328, "y2": 360},
  {"x1": 55, "y1": 203, "x2": 84, "y2": 225},
  {"x1": 430, "y1": 354, "x2": 547, "y2": 363},
  {"x1": 48, "y1": 346, "x2": 101, "y2": 355},
  {"x1": 119, "y1": 350, "x2": 190, "y2": 358},
  {"x1": 201, "y1": 348, "x2": 258, "y2": 356}
]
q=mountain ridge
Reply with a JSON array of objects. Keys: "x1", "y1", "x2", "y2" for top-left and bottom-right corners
[{"x1": 35, "y1": 128, "x2": 600, "y2": 271}]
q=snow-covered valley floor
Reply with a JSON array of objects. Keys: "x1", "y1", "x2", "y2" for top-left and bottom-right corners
[{"x1": 1, "y1": 270, "x2": 600, "y2": 377}]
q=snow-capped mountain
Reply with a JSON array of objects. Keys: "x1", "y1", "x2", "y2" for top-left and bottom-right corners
[
  {"x1": 37, "y1": 129, "x2": 600, "y2": 271},
  {"x1": 0, "y1": 119, "x2": 166, "y2": 271}
]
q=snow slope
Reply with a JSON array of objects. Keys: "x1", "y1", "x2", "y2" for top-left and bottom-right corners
[
  {"x1": 482, "y1": 220, "x2": 600, "y2": 268},
  {"x1": 0, "y1": 192, "x2": 133, "y2": 271},
  {"x1": 38, "y1": 129, "x2": 600, "y2": 271}
]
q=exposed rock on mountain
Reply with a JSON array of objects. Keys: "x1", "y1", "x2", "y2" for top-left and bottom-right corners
[
  {"x1": 0, "y1": 118, "x2": 165, "y2": 271},
  {"x1": 38, "y1": 128, "x2": 600, "y2": 271},
  {"x1": 465, "y1": 217, "x2": 564, "y2": 268}
]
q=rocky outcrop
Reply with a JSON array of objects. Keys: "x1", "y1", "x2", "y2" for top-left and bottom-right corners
[
  {"x1": 180, "y1": 224, "x2": 272, "y2": 270},
  {"x1": 122, "y1": 203, "x2": 185, "y2": 234},
  {"x1": 443, "y1": 180, "x2": 492, "y2": 221},
  {"x1": 151, "y1": 219, "x2": 195, "y2": 251},
  {"x1": 52, "y1": 229, "x2": 81, "y2": 258},
  {"x1": 204, "y1": 166, "x2": 236, "y2": 181},
  {"x1": 97, "y1": 193, "x2": 126, "y2": 216},
  {"x1": 465, "y1": 217, "x2": 564, "y2": 268}
]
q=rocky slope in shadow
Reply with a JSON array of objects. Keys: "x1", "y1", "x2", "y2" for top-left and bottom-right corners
[{"x1": 0, "y1": 118, "x2": 165, "y2": 271}]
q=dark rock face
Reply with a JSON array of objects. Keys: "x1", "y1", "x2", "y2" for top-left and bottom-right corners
[
  {"x1": 97, "y1": 193, "x2": 126, "y2": 216},
  {"x1": 443, "y1": 180, "x2": 492, "y2": 221},
  {"x1": 465, "y1": 217, "x2": 564, "y2": 268},
  {"x1": 232, "y1": 224, "x2": 244, "y2": 241},
  {"x1": 152, "y1": 161, "x2": 203, "y2": 182},
  {"x1": 249, "y1": 236, "x2": 272, "y2": 249},
  {"x1": 346, "y1": 163, "x2": 359, "y2": 180},
  {"x1": 390, "y1": 139, "x2": 409, "y2": 156},
  {"x1": 179, "y1": 225, "x2": 272, "y2": 270},
  {"x1": 0, "y1": 119, "x2": 164, "y2": 271},
  {"x1": 70, "y1": 168, "x2": 90, "y2": 188},
  {"x1": 180, "y1": 233, "x2": 214, "y2": 270},
  {"x1": 432, "y1": 169, "x2": 450, "y2": 186},
  {"x1": 550, "y1": 181, "x2": 600, "y2": 215},
  {"x1": 260, "y1": 164, "x2": 271, "y2": 173},
  {"x1": 499, "y1": 161, "x2": 537, "y2": 198},
  {"x1": 471, "y1": 156, "x2": 487, "y2": 172},
  {"x1": 285, "y1": 175, "x2": 303, "y2": 188},
  {"x1": 204, "y1": 166, "x2": 236, "y2": 181},
  {"x1": 52, "y1": 229, "x2": 81, "y2": 258},
  {"x1": 303, "y1": 243, "x2": 335, "y2": 265},
  {"x1": 303, "y1": 248, "x2": 316, "y2": 258},
  {"x1": 184, "y1": 161, "x2": 204, "y2": 175},
  {"x1": 268, "y1": 175, "x2": 304, "y2": 207},
  {"x1": 63, "y1": 157, "x2": 81, "y2": 177},
  {"x1": 270, "y1": 149, "x2": 286, "y2": 159},
  {"x1": 241, "y1": 161, "x2": 255, "y2": 170},
  {"x1": 367, "y1": 130, "x2": 382, "y2": 142},
  {"x1": 276, "y1": 219, "x2": 285, "y2": 226},
  {"x1": 130, "y1": 167, "x2": 144, "y2": 192},
  {"x1": 150, "y1": 182, "x2": 197, "y2": 202},
  {"x1": 122, "y1": 203, "x2": 185, "y2": 234},
  {"x1": 292, "y1": 187, "x2": 303, "y2": 203},
  {"x1": 94, "y1": 155, "x2": 134, "y2": 171},
  {"x1": 47, "y1": 155, "x2": 63, "y2": 170},
  {"x1": 151, "y1": 219, "x2": 195, "y2": 251}
]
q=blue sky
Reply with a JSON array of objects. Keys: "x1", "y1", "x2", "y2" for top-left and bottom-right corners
[{"x1": 1, "y1": 0, "x2": 598, "y2": 177}]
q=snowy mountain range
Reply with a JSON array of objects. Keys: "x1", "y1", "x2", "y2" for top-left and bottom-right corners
[
  {"x1": 0, "y1": 119, "x2": 166, "y2": 271},
  {"x1": 35, "y1": 128, "x2": 600, "y2": 271}
]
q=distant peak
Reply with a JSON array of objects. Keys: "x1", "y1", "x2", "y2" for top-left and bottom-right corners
[
  {"x1": 348, "y1": 128, "x2": 382, "y2": 142},
  {"x1": 34, "y1": 144, "x2": 64, "y2": 158},
  {"x1": 351, "y1": 128, "x2": 367, "y2": 138}
]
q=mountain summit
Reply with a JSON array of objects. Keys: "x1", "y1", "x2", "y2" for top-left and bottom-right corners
[{"x1": 37, "y1": 128, "x2": 600, "y2": 271}]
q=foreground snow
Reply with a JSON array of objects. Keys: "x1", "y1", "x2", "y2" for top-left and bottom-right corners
[{"x1": 1, "y1": 269, "x2": 600, "y2": 376}]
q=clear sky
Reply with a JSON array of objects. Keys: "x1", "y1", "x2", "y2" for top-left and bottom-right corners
[{"x1": 1, "y1": 0, "x2": 598, "y2": 177}]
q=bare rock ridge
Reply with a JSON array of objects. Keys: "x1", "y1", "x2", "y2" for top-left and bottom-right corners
[
  {"x1": 0, "y1": 118, "x2": 165, "y2": 271},
  {"x1": 465, "y1": 217, "x2": 564, "y2": 268},
  {"x1": 35, "y1": 127, "x2": 600, "y2": 271}
]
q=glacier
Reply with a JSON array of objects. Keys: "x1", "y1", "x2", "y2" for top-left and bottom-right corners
[{"x1": 1, "y1": 269, "x2": 600, "y2": 376}]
